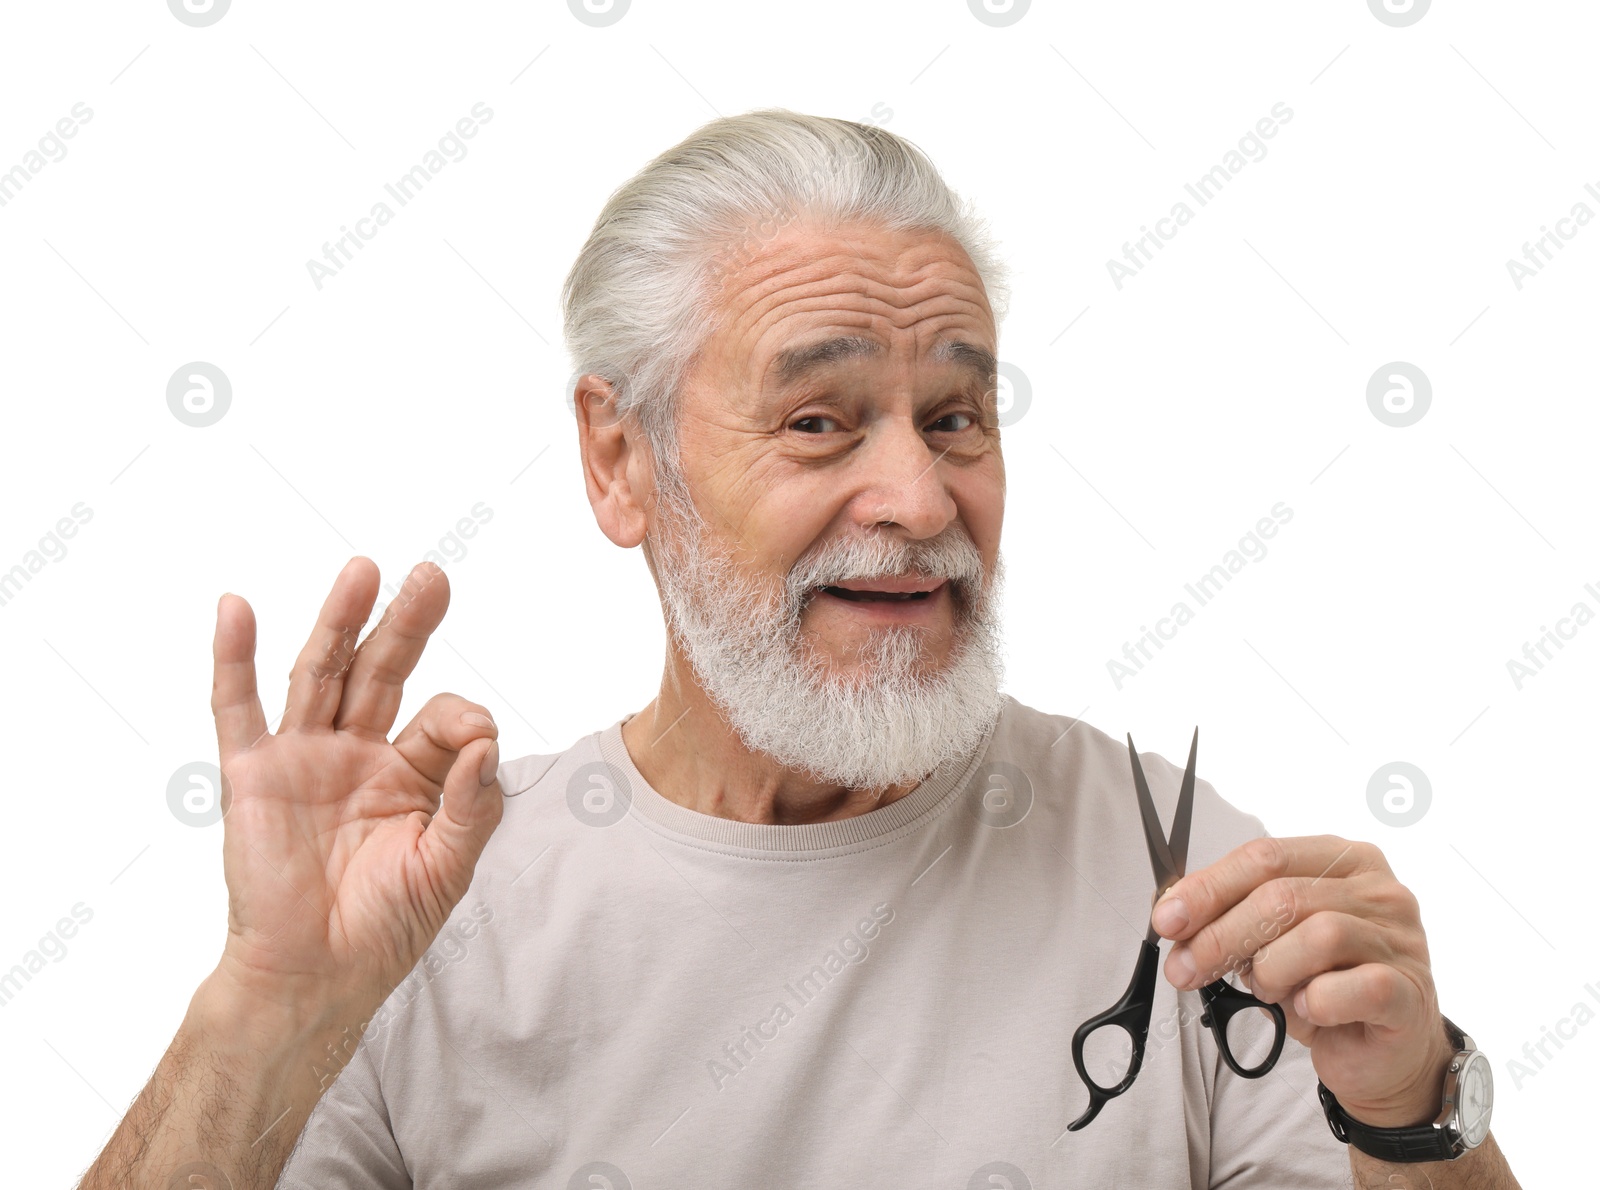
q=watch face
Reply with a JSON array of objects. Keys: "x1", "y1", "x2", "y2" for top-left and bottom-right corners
[{"x1": 1456, "y1": 1052, "x2": 1493, "y2": 1147}]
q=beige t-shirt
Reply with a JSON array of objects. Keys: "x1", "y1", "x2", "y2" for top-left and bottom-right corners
[{"x1": 277, "y1": 695, "x2": 1353, "y2": 1188}]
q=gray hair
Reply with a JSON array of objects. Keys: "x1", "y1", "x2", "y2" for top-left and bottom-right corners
[{"x1": 559, "y1": 107, "x2": 1011, "y2": 506}]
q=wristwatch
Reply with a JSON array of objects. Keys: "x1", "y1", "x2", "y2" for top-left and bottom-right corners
[{"x1": 1317, "y1": 1015, "x2": 1494, "y2": 1163}]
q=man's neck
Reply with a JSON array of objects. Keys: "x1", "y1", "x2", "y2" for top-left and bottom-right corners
[{"x1": 618, "y1": 662, "x2": 925, "y2": 826}]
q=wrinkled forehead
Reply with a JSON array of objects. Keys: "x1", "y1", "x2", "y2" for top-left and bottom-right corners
[{"x1": 701, "y1": 219, "x2": 998, "y2": 395}]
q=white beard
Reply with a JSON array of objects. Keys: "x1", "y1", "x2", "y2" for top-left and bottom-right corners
[{"x1": 647, "y1": 486, "x2": 1006, "y2": 792}]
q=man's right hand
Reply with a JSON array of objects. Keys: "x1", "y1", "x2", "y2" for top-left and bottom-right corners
[
  {"x1": 77, "y1": 556, "x2": 506, "y2": 1189},
  {"x1": 207, "y1": 555, "x2": 504, "y2": 1027}
]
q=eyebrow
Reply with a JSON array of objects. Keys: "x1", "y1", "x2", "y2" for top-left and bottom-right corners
[{"x1": 767, "y1": 335, "x2": 996, "y2": 391}]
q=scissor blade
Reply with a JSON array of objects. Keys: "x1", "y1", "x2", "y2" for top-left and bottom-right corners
[
  {"x1": 1126, "y1": 734, "x2": 1180, "y2": 894},
  {"x1": 1167, "y1": 727, "x2": 1198, "y2": 881}
]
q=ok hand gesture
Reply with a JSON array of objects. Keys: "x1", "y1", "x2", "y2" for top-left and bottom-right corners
[{"x1": 207, "y1": 557, "x2": 505, "y2": 1018}]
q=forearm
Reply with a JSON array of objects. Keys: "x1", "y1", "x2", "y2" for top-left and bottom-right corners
[
  {"x1": 1348, "y1": 1130, "x2": 1520, "y2": 1190},
  {"x1": 76, "y1": 969, "x2": 363, "y2": 1190}
]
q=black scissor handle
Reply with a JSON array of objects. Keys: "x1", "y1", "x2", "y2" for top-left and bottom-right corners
[
  {"x1": 1067, "y1": 938, "x2": 1160, "y2": 1131},
  {"x1": 1199, "y1": 978, "x2": 1286, "y2": 1078}
]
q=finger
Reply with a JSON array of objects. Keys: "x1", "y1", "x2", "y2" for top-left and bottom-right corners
[
  {"x1": 212, "y1": 592, "x2": 269, "y2": 761},
  {"x1": 1153, "y1": 834, "x2": 1383, "y2": 942},
  {"x1": 280, "y1": 557, "x2": 381, "y2": 732},
  {"x1": 332, "y1": 561, "x2": 451, "y2": 737},
  {"x1": 392, "y1": 692, "x2": 499, "y2": 789},
  {"x1": 1238, "y1": 911, "x2": 1397, "y2": 1006},
  {"x1": 416, "y1": 735, "x2": 505, "y2": 908},
  {"x1": 1168, "y1": 863, "x2": 1414, "y2": 993},
  {"x1": 1294, "y1": 962, "x2": 1422, "y2": 1031},
  {"x1": 1164, "y1": 876, "x2": 1302, "y2": 991}
]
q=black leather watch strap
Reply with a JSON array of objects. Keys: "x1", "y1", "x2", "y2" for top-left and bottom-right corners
[
  {"x1": 1316, "y1": 1016, "x2": 1469, "y2": 1164},
  {"x1": 1317, "y1": 1081, "x2": 1459, "y2": 1162}
]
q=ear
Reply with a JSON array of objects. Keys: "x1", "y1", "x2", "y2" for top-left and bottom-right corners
[{"x1": 575, "y1": 373, "x2": 653, "y2": 549}]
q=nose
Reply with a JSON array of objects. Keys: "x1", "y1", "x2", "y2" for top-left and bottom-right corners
[{"x1": 853, "y1": 416, "x2": 959, "y2": 539}]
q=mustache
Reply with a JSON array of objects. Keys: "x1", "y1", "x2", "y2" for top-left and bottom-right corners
[{"x1": 784, "y1": 526, "x2": 988, "y2": 610}]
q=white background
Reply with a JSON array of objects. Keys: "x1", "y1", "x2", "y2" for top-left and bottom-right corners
[{"x1": 0, "y1": 1, "x2": 1589, "y2": 1185}]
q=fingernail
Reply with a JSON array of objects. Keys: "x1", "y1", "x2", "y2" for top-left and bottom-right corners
[
  {"x1": 1152, "y1": 897, "x2": 1189, "y2": 935},
  {"x1": 1294, "y1": 988, "x2": 1309, "y2": 1019},
  {"x1": 479, "y1": 738, "x2": 500, "y2": 786},
  {"x1": 461, "y1": 711, "x2": 498, "y2": 733},
  {"x1": 1169, "y1": 946, "x2": 1197, "y2": 988}
]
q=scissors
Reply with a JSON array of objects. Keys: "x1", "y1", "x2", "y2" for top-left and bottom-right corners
[{"x1": 1067, "y1": 727, "x2": 1286, "y2": 1131}]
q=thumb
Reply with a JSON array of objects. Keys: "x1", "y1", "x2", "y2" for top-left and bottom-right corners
[{"x1": 418, "y1": 735, "x2": 504, "y2": 906}]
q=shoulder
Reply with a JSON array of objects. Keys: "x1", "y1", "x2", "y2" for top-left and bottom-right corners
[
  {"x1": 991, "y1": 695, "x2": 1271, "y2": 870},
  {"x1": 488, "y1": 722, "x2": 616, "y2": 836},
  {"x1": 496, "y1": 737, "x2": 588, "y2": 802}
]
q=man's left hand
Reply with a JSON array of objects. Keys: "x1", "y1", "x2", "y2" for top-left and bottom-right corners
[{"x1": 1150, "y1": 834, "x2": 1456, "y2": 1128}]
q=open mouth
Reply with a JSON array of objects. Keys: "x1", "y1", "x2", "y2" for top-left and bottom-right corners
[
  {"x1": 820, "y1": 586, "x2": 932, "y2": 602},
  {"x1": 816, "y1": 579, "x2": 948, "y2": 604}
]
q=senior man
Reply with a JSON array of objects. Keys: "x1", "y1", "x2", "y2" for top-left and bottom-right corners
[{"x1": 79, "y1": 110, "x2": 1520, "y2": 1189}]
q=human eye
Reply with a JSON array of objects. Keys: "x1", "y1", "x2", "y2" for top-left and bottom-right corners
[
  {"x1": 927, "y1": 410, "x2": 976, "y2": 433},
  {"x1": 792, "y1": 415, "x2": 842, "y2": 434}
]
